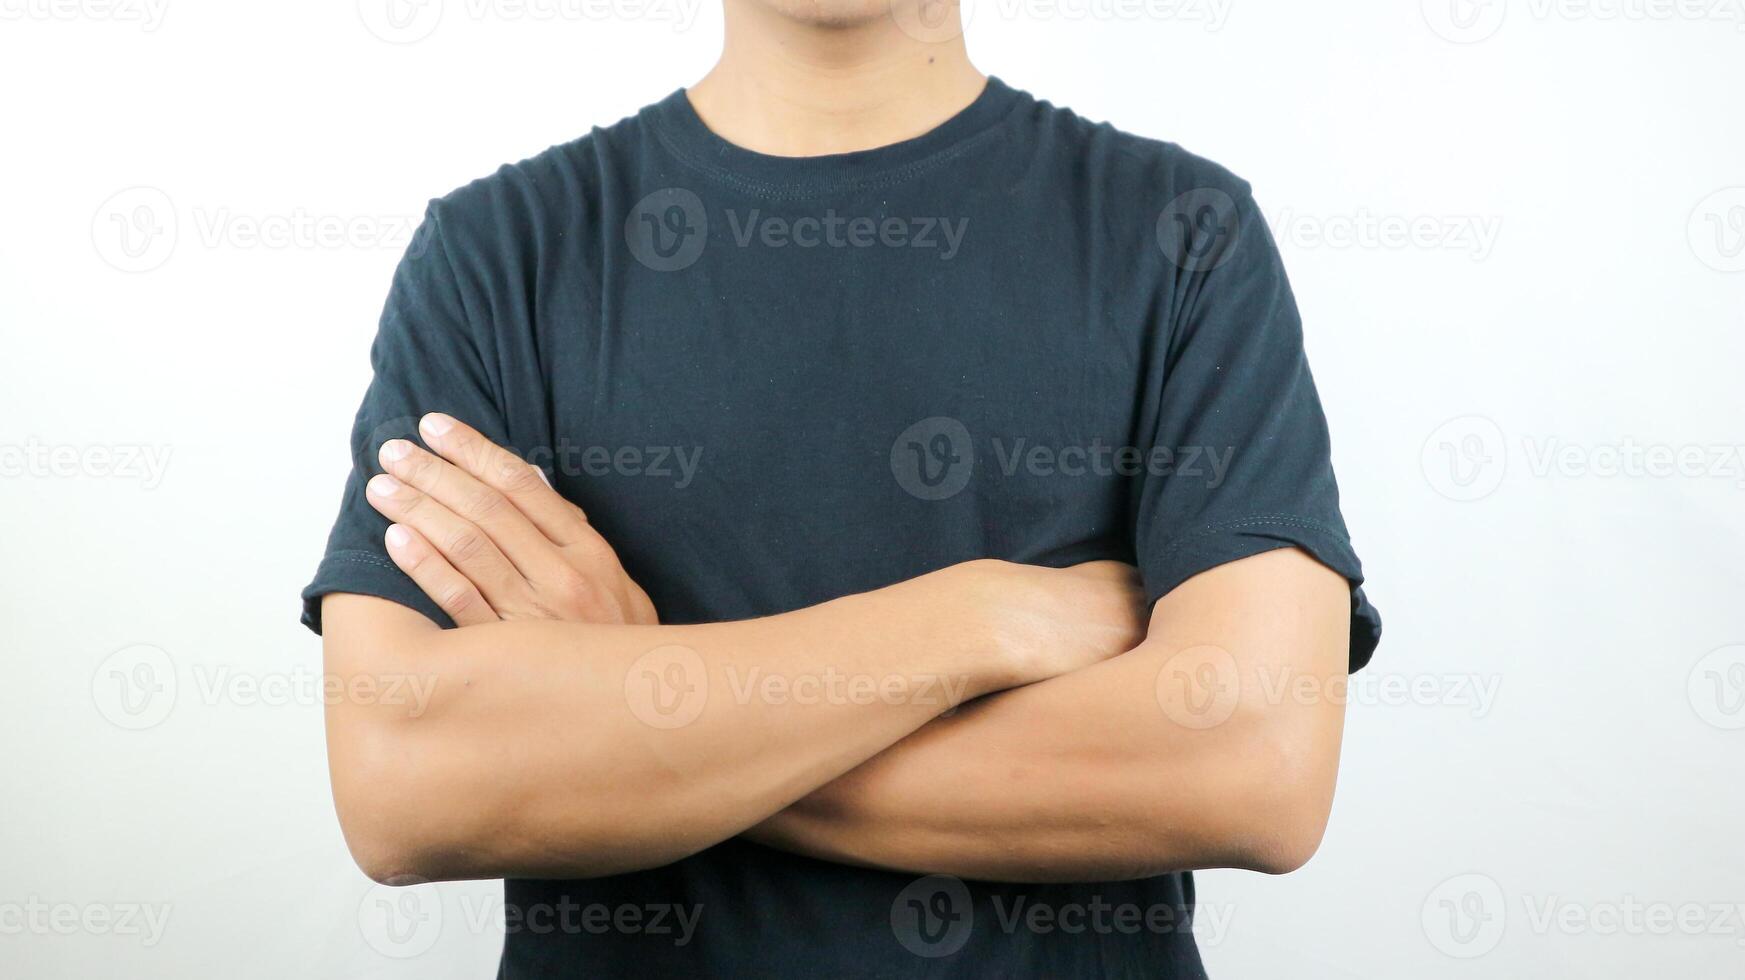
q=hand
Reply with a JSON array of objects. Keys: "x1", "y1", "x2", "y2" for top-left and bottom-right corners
[
  {"x1": 954, "y1": 559, "x2": 1148, "y2": 688},
  {"x1": 364, "y1": 413, "x2": 658, "y2": 627}
]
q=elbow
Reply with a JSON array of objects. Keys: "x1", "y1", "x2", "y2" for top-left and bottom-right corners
[
  {"x1": 336, "y1": 778, "x2": 441, "y2": 886},
  {"x1": 1238, "y1": 799, "x2": 1331, "y2": 876},
  {"x1": 328, "y1": 715, "x2": 689, "y2": 884},
  {"x1": 1222, "y1": 726, "x2": 1340, "y2": 876},
  {"x1": 329, "y1": 719, "x2": 454, "y2": 885},
  {"x1": 348, "y1": 833, "x2": 431, "y2": 887},
  {"x1": 338, "y1": 765, "x2": 444, "y2": 886}
]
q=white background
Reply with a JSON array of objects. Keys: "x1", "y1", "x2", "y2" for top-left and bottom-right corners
[{"x1": 3, "y1": 0, "x2": 1743, "y2": 977}]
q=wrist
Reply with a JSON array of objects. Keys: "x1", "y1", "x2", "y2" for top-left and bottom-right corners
[{"x1": 923, "y1": 559, "x2": 1024, "y2": 698}]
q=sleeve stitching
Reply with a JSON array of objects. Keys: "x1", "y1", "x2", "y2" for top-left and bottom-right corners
[
  {"x1": 320, "y1": 550, "x2": 401, "y2": 573},
  {"x1": 1153, "y1": 514, "x2": 1347, "y2": 563}
]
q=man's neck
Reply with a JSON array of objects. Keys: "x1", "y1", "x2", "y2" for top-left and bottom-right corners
[{"x1": 687, "y1": 0, "x2": 985, "y2": 158}]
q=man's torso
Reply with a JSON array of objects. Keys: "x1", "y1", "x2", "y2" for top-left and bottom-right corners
[{"x1": 427, "y1": 79, "x2": 1222, "y2": 978}]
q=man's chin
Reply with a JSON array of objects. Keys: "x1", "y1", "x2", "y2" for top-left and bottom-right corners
[{"x1": 746, "y1": 0, "x2": 912, "y2": 30}]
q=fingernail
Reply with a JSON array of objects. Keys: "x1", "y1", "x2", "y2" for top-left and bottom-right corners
[
  {"x1": 532, "y1": 465, "x2": 552, "y2": 487},
  {"x1": 420, "y1": 413, "x2": 455, "y2": 439},
  {"x1": 368, "y1": 474, "x2": 402, "y2": 497},
  {"x1": 385, "y1": 524, "x2": 411, "y2": 549},
  {"x1": 380, "y1": 439, "x2": 413, "y2": 463}
]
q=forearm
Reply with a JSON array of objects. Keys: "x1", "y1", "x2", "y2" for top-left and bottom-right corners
[
  {"x1": 747, "y1": 550, "x2": 1350, "y2": 882},
  {"x1": 747, "y1": 652, "x2": 1294, "y2": 881},
  {"x1": 743, "y1": 648, "x2": 1305, "y2": 878},
  {"x1": 325, "y1": 569, "x2": 1011, "y2": 883}
]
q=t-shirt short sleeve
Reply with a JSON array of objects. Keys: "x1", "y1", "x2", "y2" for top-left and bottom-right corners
[
  {"x1": 299, "y1": 206, "x2": 511, "y2": 634},
  {"x1": 1134, "y1": 186, "x2": 1381, "y2": 671}
]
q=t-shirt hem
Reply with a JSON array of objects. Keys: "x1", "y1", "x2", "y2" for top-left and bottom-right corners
[
  {"x1": 299, "y1": 549, "x2": 454, "y2": 636},
  {"x1": 1141, "y1": 516, "x2": 1382, "y2": 673}
]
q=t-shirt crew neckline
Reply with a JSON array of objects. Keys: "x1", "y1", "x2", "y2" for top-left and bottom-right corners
[{"x1": 646, "y1": 75, "x2": 1024, "y2": 195}]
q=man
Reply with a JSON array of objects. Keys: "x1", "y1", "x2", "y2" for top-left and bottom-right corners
[{"x1": 302, "y1": 0, "x2": 1381, "y2": 974}]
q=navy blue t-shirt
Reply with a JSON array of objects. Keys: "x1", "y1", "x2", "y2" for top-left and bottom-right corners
[{"x1": 303, "y1": 77, "x2": 1380, "y2": 979}]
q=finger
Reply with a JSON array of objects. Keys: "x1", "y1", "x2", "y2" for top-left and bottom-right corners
[
  {"x1": 383, "y1": 523, "x2": 498, "y2": 626},
  {"x1": 416, "y1": 413, "x2": 592, "y2": 546},
  {"x1": 626, "y1": 581, "x2": 659, "y2": 626},
  {"x1": 366, "y1": 473, "x2": 527, "y2": 609},
  {"x1": 403, "y1": 417, "x2": 631, "y2": 598},
  {"x1": 379, "y1": 438, "x2": 568, "y2": 581}
]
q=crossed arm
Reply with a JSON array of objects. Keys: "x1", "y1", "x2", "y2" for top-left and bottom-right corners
[
  {"x1": 321, "y1": 414, "x2": 1350, "y2": 886},
  {"x1": 742, "y1": 550, "x2": 1350, "y2": 882}
]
